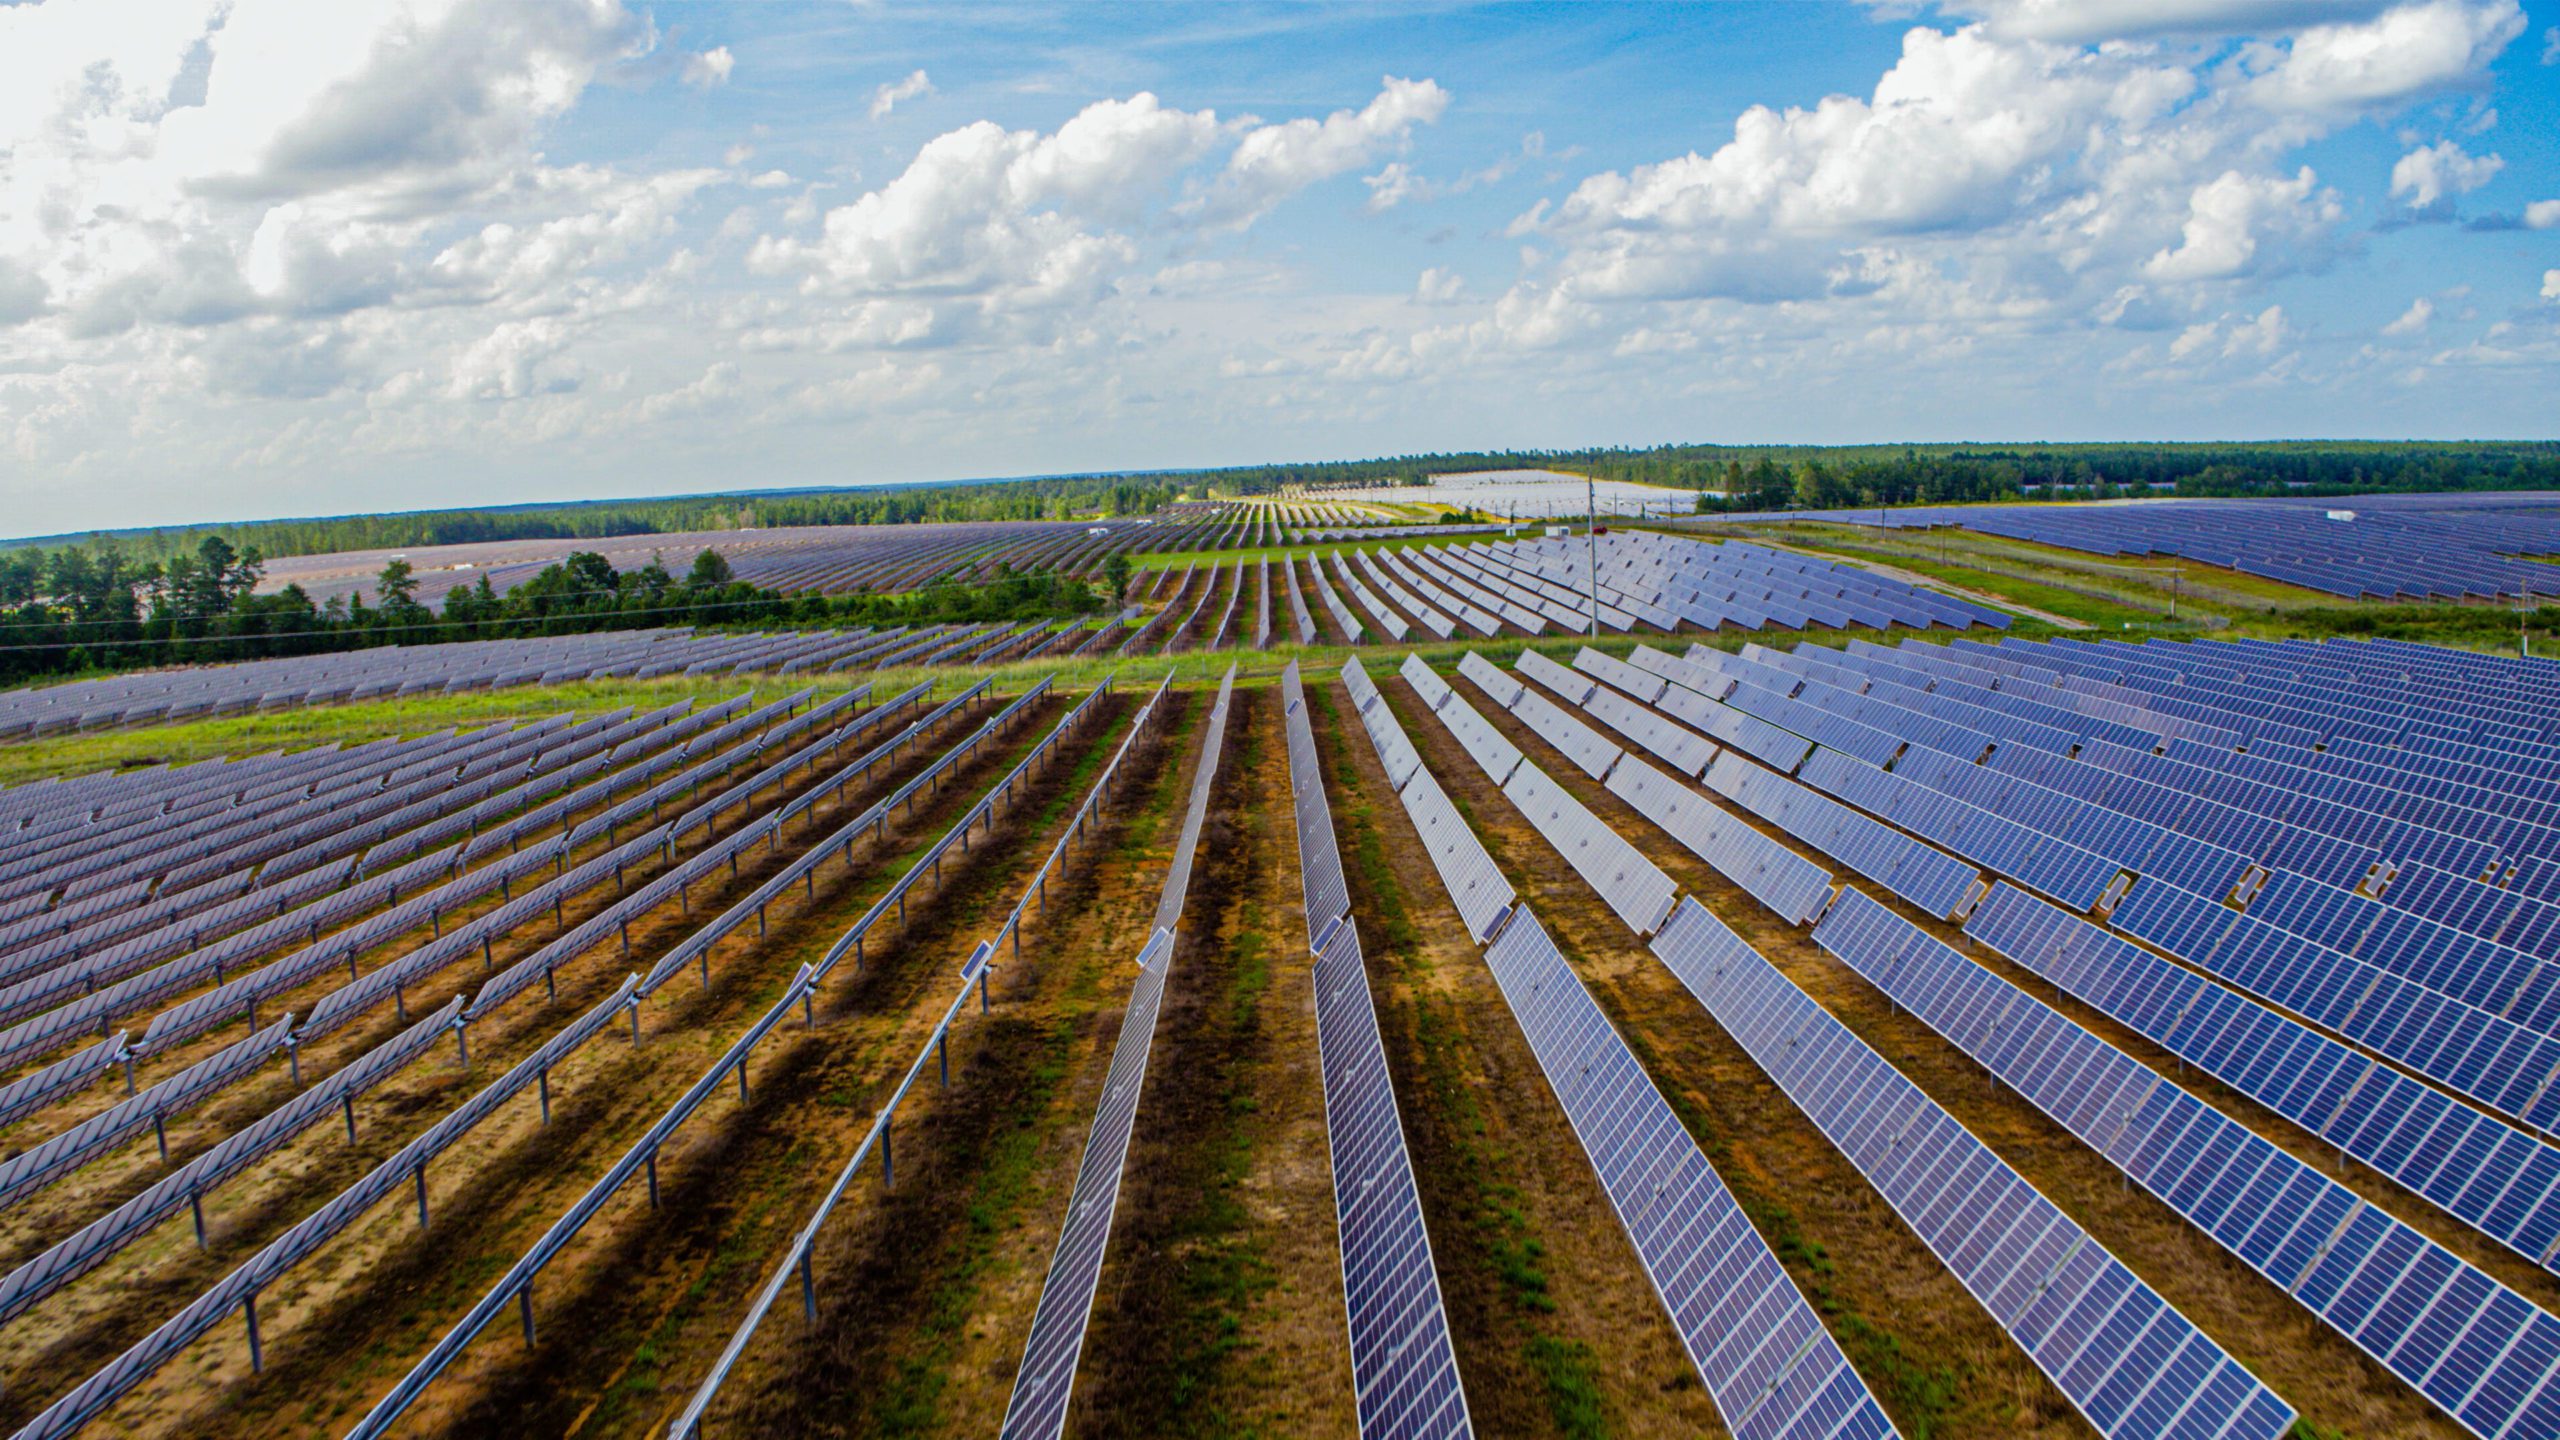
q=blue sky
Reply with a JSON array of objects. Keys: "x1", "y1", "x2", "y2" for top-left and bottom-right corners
[{"x1": 2, "y1": 0, "x2": 2557, "y2": 535}]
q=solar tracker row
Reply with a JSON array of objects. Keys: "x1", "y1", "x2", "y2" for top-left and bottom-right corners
[
  {"x1": 1820, "y1": 887, "x2": 2560, "y2": 1440},
  {"x1": 1003, "y1": 667, "x2": 1239, "y2": 1440},
  {"x1": 1656, "y1": 897, "x2": 2298, "y2": 1440},
  {"x1": 1283, "y1": 661, "x2": 1474, "y2": 1440}
]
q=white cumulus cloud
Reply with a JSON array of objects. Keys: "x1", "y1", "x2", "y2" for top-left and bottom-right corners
[
  {"x1": 1192, "y1": 76, "x2": 1448, "y2": 229},
  {"x1": 682, "y1": 47, "x2": 734, "y2": 89},
  {"x1": 2389, "y1": 139, "x2": 2502, "y2": 208},
  {"x1": 2382, "y1": 296, "x2": 2433, "y2": 334},
  {"x1": 870, "y1": 68, "x2": 934, "y2": 121}
]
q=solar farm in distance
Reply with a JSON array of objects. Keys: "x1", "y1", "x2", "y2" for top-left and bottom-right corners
[{"x1": 12, "y1": 470, "x2": 2560, "y2": 1440}]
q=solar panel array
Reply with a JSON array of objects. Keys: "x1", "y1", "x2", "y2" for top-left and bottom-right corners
[
  {"x1": 1282, "y1": 662, "x2": 1473, "y2": 1440},
  {"x1": 668, "y1": 677, "x2": 1175, "y2": 1439},
  {"x1": 1342, "y1": 656, "x2": 1902, "y2": 1440},
  {"x1": 1663, "y1": 896, "x2": 2298, "y2": 1440},
  {"x1": 0, "y1": 622, "x2": 1071, "y2": 740},
  {"x1": 1485, "y1": 619, "x2": 2560, "y2": 1438},
  {"x1": 0, "y1": 685, "x2": 996, "y2": 1328},
  {"x1": 1821, "y1": 888, "x2": 2560, "y2": 1440},
  {"x1": 1000, "y1": 668, "x2": 1236, "y2": 1440},
  {"x1": 1713, "y1": 490, "x2": 2560, "y2": 600},
  {"x1": 347, "y1": 676, "x2": 1083, "y2": 1440},
  {"x1": 259, "y1": 505, "x2": 1287, "y2": 609},
  {"x1": 1966, "y1": 884, "x2": 2560, "y2": 1276}
]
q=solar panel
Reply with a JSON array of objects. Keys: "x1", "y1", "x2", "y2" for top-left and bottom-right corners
[
  {"x1": 1670, "y1": 894, "x2": 2298, "y2": 1440},
  {"x1": 1283, "y1": 666, "x2": 1352, "y2": 936},
  {"x1": 1514, "y1": 648, "x2": 1596, "y2": 705},
  {"x1": 1507, "y1": 686, "x2": 1622, "y2": 782},
  {"x1": 1455, "y1": 651, "x2": 1523, "y2": 709},
  {"x1": 1289, "y1": 677, "x2": 1473, "y2": 1436},
  {"x1": 1500, "y1": 764, "x2": 1678, "y2": 935},
  {"x1": 1827, "y1": 886, "x2": 2560, "y2": 1440},
  {"x1": 1606, "y1": 756, "x2": 1835, "y2": 925},
  {"x1": 2112, "y1": 878, "x2": 2560, "y2": 1136},
  {"x1": 1470, "y1": 907, "x2": 1901, "y2": 1439},
  {"x1": 1398, "y1": 653, "x2": 1455, "y2": 713},
  {"x1": 1345, "y1": 661, "x2": 1515, "y2": 941},
  {"x1": 1570, "y1": 646, "x2": 1668, "y2": 705},
  {"x1": 999, "y1": 927, "x2": 1177, "y2": 1440},
  {"x1": 1004, "y1": 670, "x2": 1237, "y2": 1439},
  {"x1": 1965, "y1": 883, "x2": 2560, "y2": 1275}
]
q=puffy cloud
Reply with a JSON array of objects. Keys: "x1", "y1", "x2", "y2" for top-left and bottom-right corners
[
  {"x1": 2382, "y1": 296, "x2": 2433, "y2": 334},
  {"x1": 446, "y1": 315, "x2": 580, "y2": 400},
  {"x1": 2525, "y1": 199, "x2": 2560, "y2": 229},
  {"x1": 1415, "y1": 267, "x2": 1466, "y2": 304},
  {"x1": 748, "y1": 93, "x2": 1224, "y2": 339},
  {"x1": 1191, "y1": 77, "x2": 1448, "y2": 229},
  {"x1": 2146, "y1": 168, "x2": 2341, "y2": 280},
  {"x1": 2389, "y1": 139, "x2": 2503, "y2": 208},
  {"x1": 870, "y1": 69, "x2": 934, "y2": 121},
  {"x1": 2242, "y1": 0, "x2": 2524, "y2": 115},
  {"x1": 682, "y1": 47, "x2": 733, "y2": 89},
  {"x1": 2546, "y1": 269, "x2": 2560, "y2": 303},
  {"x1": 0, "y1": 0, "x2": 659, "y2": 341}
]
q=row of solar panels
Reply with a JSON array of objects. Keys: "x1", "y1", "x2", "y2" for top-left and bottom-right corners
[
  {"x1": 1001, "y1": 666, "x2": 1239, "y2": 1440},
  {"x1": 1520, "y1": 634, "x2": 2560, "y2": 1438},
  {"x1": 16, "y1": 676, "x2": 1051, "y2": 1437},
  {"x1": 1378, "y1": 653, "x2": 2309, "y2": 1440},
  {"x1": 1281, "y1": 662, "x2": 1473, "y2": 1439}
]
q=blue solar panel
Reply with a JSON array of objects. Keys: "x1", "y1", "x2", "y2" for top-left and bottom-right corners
[
  {"x1": 1482, "y1": 909, "x2": 1897, "y2": 1440},
  {"x1": 1666, "y1": 895, "x2": 2295, "y2": 1440},
  {"x1": 1967, "y1": 883, "x2": 2560, "y2": 1276},
  {"x1": 1827, "y1": 885, "x2": 2560, "y2": 1440},
  {"x1": 1283, "y1": 668, "x2": 1474, "y2": 1438}
]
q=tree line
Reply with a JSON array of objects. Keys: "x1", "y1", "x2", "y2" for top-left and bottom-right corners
[
  {"x1": 0, "y1": 538, "x2": 1103, "y2": 689},
  {"x1": 16, "y1": 442, "x2": 2558, "y2": 573}
]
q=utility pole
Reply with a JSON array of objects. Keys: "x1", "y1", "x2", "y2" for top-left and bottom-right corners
[
  {"x1": 2170, "y1": 568, "x2": 2180, "y2": 622},
  {"x1": 1587, "y1": 474, "x2": 1601, "y2": 639}
]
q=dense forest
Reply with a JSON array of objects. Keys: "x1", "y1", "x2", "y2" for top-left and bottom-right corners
[
  {"x1": 0, "y1": 537, "x2": 1103, "y2": 690},
  {"x1": 18, "y1": 442, "x2": 2559, "y2": 570}
]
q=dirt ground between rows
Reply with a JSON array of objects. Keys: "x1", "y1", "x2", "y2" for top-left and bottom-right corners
[
  {"x1": 1423, "y1": 651, "x2": 2481, "y2": 1439},
  {"x1": 1064, "y1": 686, "x2": 1356, "y2": 1438},
  {"x1": 0, "y1": 689, "x2": 1077, "y2": 1435}
]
